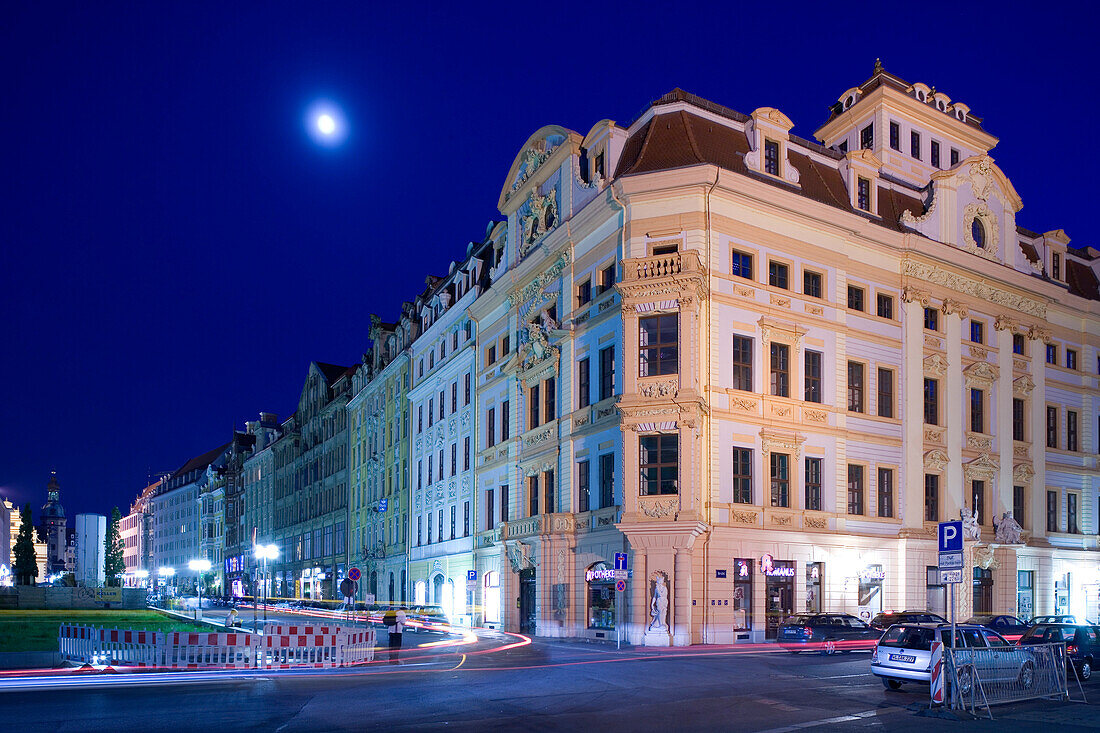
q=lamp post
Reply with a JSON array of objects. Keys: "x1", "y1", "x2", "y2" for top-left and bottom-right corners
[
  {"x1": 254, "y1": 544, "x2": 278, "y2": 630},
  {"x1": 188, "y1": 559, "x2": 211, "y2": 620},
  {"x1": 157, "y1": 566, "x2": 175, "y2": 607}
]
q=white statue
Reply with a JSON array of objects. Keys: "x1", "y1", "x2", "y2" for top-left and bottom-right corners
[
  {"x1": 648, "y1": 574, "x2": 669, "y2": 632},
  {"x1": 960, "y1": 507, "x2": 982, "y2": 541},
  {"x1": 993, "y1": 511, "x2": 1023, "y2": 544}
]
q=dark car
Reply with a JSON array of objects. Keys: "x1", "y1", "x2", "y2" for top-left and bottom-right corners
[
  {"x1": 778, "y1": 613, "x2": 881, "y2": 655},
  {"x1": 1017, "y1": 623, "x2": 1099, "y2": 680},
  {"x1": 1030, "y1": 615, "x2": 1077, "y2": 625},
  {"x1": 966, "y1": 614, "x2": 1030, "y2": 639},
  {"x1": 870, "y1": 610, "x2": 947, "y2": 632}
]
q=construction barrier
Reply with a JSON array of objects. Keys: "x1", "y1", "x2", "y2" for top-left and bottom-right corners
[
  {"x1": 58, "y1": 623, "x2": 376, "y2": 670},
  {"x1": 947, "y1": 642, "x2": 1068, "y2": 716},
  {"x1": 929, "y1": 641, "x2": 944, "y2": 705}
]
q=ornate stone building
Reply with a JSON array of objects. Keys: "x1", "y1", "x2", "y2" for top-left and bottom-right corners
[{"x1": 240, "y1": 413, "x2": 281, "y2": 597}]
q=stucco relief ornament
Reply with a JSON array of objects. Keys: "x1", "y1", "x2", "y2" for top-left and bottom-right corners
[
  {"x1": 648, "y1": 572, "x2": 670, "y2": 633},
  {"x1": 993, "y1": 512, "x2": 1024, "y2": 545},
  {"x1": 510, "y1": 145, "x2": 555, "y2": 194},
  {"x1": 518, "y1": 188, "x2": 558, "y2": 258},
  {"x1": 968, "y1": 158, "x2": 995, "y2": 202},
  {"x1": 960, "y1": 507, "x2": 982, "y2": 541}
]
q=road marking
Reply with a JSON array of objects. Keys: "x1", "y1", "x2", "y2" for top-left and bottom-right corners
[
  {"x1": 755, "y1": 709, "x2": 879, "y2": 733},
  {"x1": 816, "y1": 673, "x2": 872, "y2": 679}
]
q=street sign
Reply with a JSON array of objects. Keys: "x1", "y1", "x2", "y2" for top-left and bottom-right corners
[
  {"x1": 938, "y1": 521, "x2": 963, "y2": 553},
  {"x1": 467, "y1": 569, "x2": 478, "y2": 581},
  {"x1": 938, "y1": 552, "x2": 963, "y2": 570},
  {"x1": 614, "y1": 553, "x2": 628, "y2": 571},
  {"x1": 364, "y1": 593, "x2": 375, "y2": 604},
  {"x1": 348, "y1": 567, "x2": 361, "y2": 582},
  {"x1": 378, "y1": 498, "x2": 388, "y2": 513},
  {"x1": 940, "y1": 569, "x2": 963, "y2": 584},
  {"x1": 611, "y1": 570, "x2": 628, "y2": 580},
  {"x1": 716, "y1": 569, "x2": 727, "y2": 579},
  {"x1": 339, "y1": 578, "x2": 358, "y2": 598},
  {"x1": 615, "y1": 579, "x2": 626, "y2": 593}
]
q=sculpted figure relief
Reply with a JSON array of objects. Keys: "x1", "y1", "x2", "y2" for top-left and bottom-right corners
[
  {"x1": 960, "y1": 507, "x2": 982, "y2": 541},
  {"x1": 648, "y1": 573, "x2": 669, "y2": 633},
  {"x1": 993, "y1": 512, "x2": 1023, "y2": 544}
]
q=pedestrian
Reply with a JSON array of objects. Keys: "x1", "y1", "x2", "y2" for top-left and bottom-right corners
[
  {"x1": 393, "y1": 608, "x2": 407, "y2": 649},
  {"x1": 383, "y1": 609, "x2": 401, "y2": 663}
]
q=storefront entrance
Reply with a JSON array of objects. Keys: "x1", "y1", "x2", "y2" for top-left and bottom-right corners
[
  {"x1": 1055, "y1": 574, "x2": 1071, "y2": 617},
  {"x1": 763, "y1": 556, "x2": 795, "y2": 640},
  {"x1": 519, "y1": 568, "x2": 536, "y2": 634},
  {"x1": 586, "y1": 562, "x2": 616, "y2": 633},
  {"x1": 857, "y1": 565, "x2": 884, "y2": 623},
  {"x1": 805, "y1": 563, "x2": 823, "y2": 613}
]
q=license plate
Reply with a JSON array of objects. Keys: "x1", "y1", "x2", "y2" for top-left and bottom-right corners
[{"x1": 889, "y1": 653, "x2": 916, "y2": 663}]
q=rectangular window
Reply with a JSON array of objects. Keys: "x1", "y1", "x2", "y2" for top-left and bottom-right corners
[
  {"x1": 451, "y1": 382, "x2": 457, "y2": 412},
  {"x1": 1012, "y1": 398, "x2": 1025, "y2": 441},
  {"x1": 501, "y1": 485, "x2": 509, "y2": 522},
  {"x1": 427, "y1": 512, "x2": 432, "y2": 544},
  {"x1": 924, "y1": 307, "x2": 938, "y2": 331},
  {"x1": 838, "y1": 140, "x2": 848, "y2": 153},
  {"x1": 971, "y1": 388, "x2": 985, "y2": 433},
  {"x1": 1046, "y1": 406, "x2": 1058, "y2": 448},
  {"x1": 732, "y1": 448, "x2": 752, "y2": 504},
  {"x1": 417, "y1": 515, "x2": 422, "y2": 545},
  {"x1": 464, "y1": 436, "x2": 471, "y2": 470},
  {"x1": 428, "y1": 457, "x2": 433, "y2": 485},
  {"x1": 1046, "y1": 344, "x2": 1057, "y2": 364},
  {"x1": 1013, "y1": 485, "x2": 1025, "y2": 528},
  {"x1": 804, "y1": 270, "x2": 822, "y2": 298},
  {"x1": 578, "y1": 461, "x2": 590, "y2": 513},
  {"x1": 486, "y1": 488, "x2": 495, "y2": 530},
  {"x1": 876, "y1": 292, "x2": 893, "y2": 319},
  {"x1": 418, "y1": 405, "x2": 423, "y2": 433},
  {"x1": 732, "y1": 336, "x2": 753, "y2": 391},
  {"x1": 1047, "y1": 490, "x2": 1058, "y2": 532},
  {"x1": 972, "y1": 480, "x2": 985, "y2": 525},
  {"x1": 731, "y1": 250, "x2": 753, "y2": 280},
  {"x1": 543, "y1": 469, "x2": 555, "y2": 513},
  {"x1": 910, "y1": 130, "x2": 921, "y2": 160},
  {"x1": 599, "y1": 454, "x2": 614, "y2": 508},
  {"x1": 847, "y1": 361, "x2": 865, "y2": 412},
  {"x1": 856, "y1": 177, "x2": 871, "y2": 211},
  {"x1": 925, "y1": 474, "x2": 939, "y2": 522},
  {"x1": 599, "y1": 346, "x2": 615, "y2": 400},
  {"x1": 501, "y1": 400, "x2": 510, "y2": 440},
  {"x1": 804, "y1": 457, "x2": 822, "y2": 511},
  {"x1": 1068, "y1": 493, "x2": 1079, "y2": 534},
  {"x1": 577, "y1": 280, "x2": 592, "y2": 307},
  {"x1": 639, "y1": 313, "x2": 678, "y2": 376},
  {"x1": 487, "y1": 345, "x2": 497, "y2": 366},
  {"x1": 1013, "y1": 333, "x2": 1025, "y2": 355},
  {"x1": 733, "y1": 558, "x2": 753, "y2": 631},
  {"x1": 889, "y1": 121, "x2": 900, "y2": 150},
  {"x1": 769, "y1": 453, "x2": 789, "y2": 508},
  {"x1": 770, "y1": 343, "x2": 789, "y2": 398},
  {"x1": 878, "y1": 468, "x2": 894, "y2": 518},
  {"x1": 640, "y1": 434, "x2": 678, "y2": 495},
  {"x1": 1067, "y1": 349, "x2": 1078, "y2": 370},
  {"x1": 877, "y1": 367, "x2": 894, "y2": 418},
  {"x1": 463, "y1": 501, "x2": 470, "y2": 537},
  {"x1": 600, "y1": 264, "x2": 615, "y2": 293},
  {"x1": 847, "y1": 285, "x2": 865, "y2": 311},
  {"x1": 970, "y1": 321, "x2": 984, "y2": 344},
  {"x1": 847, "y1": 464, "x2": 864, "y2": 515},
  {"x1": 950, "y1": 148, "x2": 960, "y2": 166},
  {"x1": 924, "y1": 378, "x2": 939, "y2": 425},
  {"x1": 578, "y1": 357, "x2": 591, "y2": 408},
  {"x1": 438, "y1": 509, "x2": 444, "y2": 543},
  {"x1": 528, "y1": 476, "x2": 538, "y2": 517},
  {"x1": 764, "y1": 139, "x2": 780, "y2": 175},
  {"x1": 931, "y1": 140, "x2": 941, "y2": 168},
  {"x1": 502, "y1": 335, "x2": 510, "y2": 354},
  {"x1": 1067, "y1": 410, "x2": 1079, "y2": 452},
  {"x1": 417, "y1": 460, "x2": 423, "y2": 490},
  {"x1": 529, "y1": 384, "x2": 540, "y2": 429},
  {"x1": 428, "y1": 399, "x2": 434, "y2": 427},
  {"x1": 860, "y1": 123, "x2": 873, "y2": 149},
  {"x1": 805, "y1": 350, "x2": 822, "y2": 403},
  {"x1": 451, "y1": 443, "x2": 457, "y2": 475},
  {"x1": 487, "y1": 408, "x2": 496, "y2": 447},
  {"x1": 439, "y1": 390, "x2": 446, "y2": 417},
  {"x1": 544, "y1": 376, "x2": 556, "y2": 422},
  {"x1": 464, "y1": 373, "x2": 471, "y2": 405},
  {"x1": 768, "y1": 261, "x2": 789, "y2": 289},
  {"x1": 1052, "y1": 253, "x2": 1061, "y2": 281}
]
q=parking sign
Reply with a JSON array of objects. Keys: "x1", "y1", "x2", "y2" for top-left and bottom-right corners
[{"x1": 938, "y1": 521, "x2": 962, "y2": 553}]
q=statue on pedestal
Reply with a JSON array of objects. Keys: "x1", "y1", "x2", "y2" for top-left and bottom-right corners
[{"x1": 648, "y1": 572, "x2": 669, "y2": 633}]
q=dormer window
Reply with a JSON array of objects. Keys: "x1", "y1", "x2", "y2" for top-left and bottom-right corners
[
  {"x1": 1052, "y1": 253, "x2": 1061, "y2": 281},
  {"x1": 971, "y1": 219, "x2": 986, "y2": 249},
  {"x1": 915, "y1": 90, "x2": 926, "y2": 102},
  {"x1": 860, "y1": 124, "x2": 873, "y2": 150},
  {"x1": 856, "y1": 177, "x2": 872, "y2": 211},
  {"x1": 844, "y1": 95, "x2": 855, "y2": 109},
  {"x1": 764, "y1": 139, "x2": 780, "y2": 176},
  {"x1": 594, "y1": 152, "x2": 605, "y2": 179}
]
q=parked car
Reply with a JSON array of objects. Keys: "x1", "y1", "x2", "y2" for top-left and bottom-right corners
[
  {"x1": 869, "y1": 610, "x2": 947, "y2": 632},
  {"x1": 1030, "y1": 615, "x2": 1077, "y2": 625},
  {"x1": 778, "y1": 613, "x2": 881, "y2": 655},
  {"x1": 871, "y1": 623, "x2": 1033, "y2": 692},
  {"x1": 1017, "y1": 623, "x2": 1100, "y2": 680},
  {"x1": 966, "y1": 614, "x2": 1030, "y2": 639}
]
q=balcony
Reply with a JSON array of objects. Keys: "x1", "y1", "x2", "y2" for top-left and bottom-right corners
[{"x1": 622, "y1": 250, "x2": 703, "y2": 283}]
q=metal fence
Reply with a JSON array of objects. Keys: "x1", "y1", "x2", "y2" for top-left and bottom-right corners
[{"x1": 946, "y1": 642, "x2": 1068, "y2": 716}]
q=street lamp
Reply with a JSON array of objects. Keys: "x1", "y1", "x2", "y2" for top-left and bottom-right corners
[
  {"x1": 188, "y1": 559, "x2": 212, "y2": 619},
  {"x1": 135, "y1": 569, "x2": 149, "y2": 590},
  {"x1": 254, "y1": 544, "x2": 278, "y2": 630}
]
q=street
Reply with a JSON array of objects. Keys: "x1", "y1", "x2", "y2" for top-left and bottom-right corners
[{"x1": 3, "y1": 621, "x2": 1095, "y2": 732}]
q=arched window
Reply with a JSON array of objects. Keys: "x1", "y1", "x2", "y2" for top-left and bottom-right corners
[
  {"x1": 972, "y1": 218, "x2": 986, "y2": 249},
  {"x1": 414, "y1": 580, "x2": 426, "y2": 605},
  {"x1": 388, "y1": 572, "x2": 395, "y2": 602}
]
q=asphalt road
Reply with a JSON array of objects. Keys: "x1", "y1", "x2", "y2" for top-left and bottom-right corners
[{"x1": 4, "y1": 619, "x2": 1096, "y2": 732}]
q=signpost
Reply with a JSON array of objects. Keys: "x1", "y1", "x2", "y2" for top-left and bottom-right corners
[
  {"x1": 614, "y1": 553, "x2": 628, "y2": 571},
  {"x1": 938, "y1": 520, "x2": 963, "y2": 706},
  {"x1": 348, "y1": 567, "x2": 362, "y2": 582},
  {"x1": 614, "y1": 554, "x2": 628, "y2": 650}
]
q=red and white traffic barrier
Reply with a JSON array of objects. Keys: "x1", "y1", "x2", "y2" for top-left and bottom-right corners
[{"x1": 930, "y1": 640, "x2": 944, "y2": 704}]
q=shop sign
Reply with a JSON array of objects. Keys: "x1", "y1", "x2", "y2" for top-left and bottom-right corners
[
  {"x1": 586, "y1": 568, "x2": 619, "y2": 582},
  {"x1": 736, "y1": 560, "x2": 751, "y2": 578},
  {"x1": 858, "y1": 568, "x2": 886, "y2": 582},
  {"x1": 760, "y1": 554, "x2": 795, "y2": 578}
]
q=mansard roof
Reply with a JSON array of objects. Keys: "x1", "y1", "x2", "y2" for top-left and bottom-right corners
[
  {"x1": 1066, "y1": 259, "x2": 1100, "y2": 301},
  {"x1": 615, "y1": 103, "x2": 924, "y2": 233},
  {"x1": 172, "y1": 442, "x2": 231, "y2": 479},
  {"x1": 315, "y1": 361, "x2": 353, "y2": 383}
]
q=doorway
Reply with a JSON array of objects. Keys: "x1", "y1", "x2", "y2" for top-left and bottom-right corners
[
  {"x1": 520, "y1": 568, "x2": 536, "y2": 634},
  {"x1": 765, "y1": 561, "x2": 795, "y2": 639}
]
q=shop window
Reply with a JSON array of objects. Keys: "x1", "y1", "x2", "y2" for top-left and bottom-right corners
[
  {"x1": 805, "y1": 562, "x2": 823, "y2": 613},
  {"x1": 586, "y1": 562, "x2": 616, "y2": 630},
  {"x1": 770, "y1": 343, "x2": 790, "y2": 397},
  {"x1": 733, "y1": 559, "x2": 753, "y2": 632},
  {"x1": 804, "y1": 457, "x2": 823, "y2": 512},
  {"x1": 484, "y1": 571, "x2": 501, "y2": 625},
  {"x1": 847, "y1": 464, "x2": 864, "y2": 515},
  {"x1": 639, "y1": 314, "x2": 678, "y2": 376},
  {"x1": 973, "y1": 568, "x2": 993, "y2": 614},
  {"x1": 732, "y1": 448, "x2": 753, "y2": 504},
  {"x1": 769, "y1": 453, "x2": 789, "y2": 508},
  {"x1": 640, "y1": 434, "x2": 678, "y2": 495},
  {"x1": 926, "y1": 567, "x2": 946, "y2": 618},
  {"x1": 1017, "y1": 570, "x2": 1034, "y2": 621}
]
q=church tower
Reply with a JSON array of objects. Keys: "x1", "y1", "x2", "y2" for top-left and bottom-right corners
[{"x1": 40, "y1": 472, "x2": 67, "y2": 574}]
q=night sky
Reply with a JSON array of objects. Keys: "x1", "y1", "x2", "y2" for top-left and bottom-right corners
[{"x1": 2, "y1": 3, "x2": 1095, "y2": 520}]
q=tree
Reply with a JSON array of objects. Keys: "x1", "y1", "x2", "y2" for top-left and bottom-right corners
[
  {"x1": 104, "y1": 507, "x2": 125, "y2": 587},
  {"x1": 12, "y1": 504, "x2": 38, "y2": 586}
]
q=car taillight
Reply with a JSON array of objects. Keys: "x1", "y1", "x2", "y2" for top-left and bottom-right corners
[
  {"x1": 1067, "y1": 644, "x2": 1078, "y2": 655},
  {"x1": 870, "y1": 645, "x2": 878, "y2": 663}
]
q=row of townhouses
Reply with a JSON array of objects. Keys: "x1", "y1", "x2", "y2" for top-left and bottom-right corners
[{"x1": 122, "y1": 63, "x2": 1100, "y2": 646}]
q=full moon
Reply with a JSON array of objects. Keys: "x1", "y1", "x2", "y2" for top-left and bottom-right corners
[{"x1": 316, "y1": 114, "x2": 336, "y2": 135}]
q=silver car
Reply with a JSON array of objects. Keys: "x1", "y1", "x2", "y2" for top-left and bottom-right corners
[{"x1": 871, "y1": 622, "x2": 1035, "y2": 693}]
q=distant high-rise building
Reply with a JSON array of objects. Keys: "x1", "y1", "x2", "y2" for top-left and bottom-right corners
[{"x1": 74, "y1": 513, "x2": 106, "y2": 587}]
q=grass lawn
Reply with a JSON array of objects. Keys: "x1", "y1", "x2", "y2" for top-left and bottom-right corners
[{"x1": 0, "y1": 609, "x2": 213, "y2": 653}]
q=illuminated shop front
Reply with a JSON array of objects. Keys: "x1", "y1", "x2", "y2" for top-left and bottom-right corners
[
  {"x1": 856, "y1": 565, "x2": 885, "y2": 622},
  {"x1": 761, "y1": 554, "x2": 795, "y2": 639},
  {"x1": 586, "y1": 563, "x2": 617, "y2": 632},
  {"x1": 732, "y1": 558, "x2": 753, "y2": 638},
  {"x1": 483, "y1": 571, "x2": 501, "y2": 627},
  {"x1": 804, "y1": 562, "x2": 823, "y2": 613}
]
